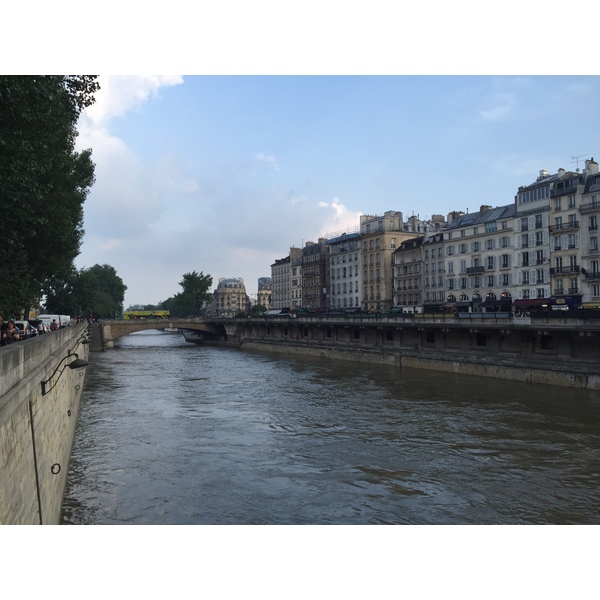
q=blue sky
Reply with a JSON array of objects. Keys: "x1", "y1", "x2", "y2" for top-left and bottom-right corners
[
  {"x1": 72, "y1": 75, "x2": 600, "y2": 306},
  {"x1": 7, "y1": 2, "x2": 598, "y2": 307}
]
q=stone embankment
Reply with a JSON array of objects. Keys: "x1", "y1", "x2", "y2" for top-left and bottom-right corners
[
  {"x1": 239, "y1": 338, "x2": 600, "y2": 390},
  {"x1": 0, "y1": 323, "x2": 90, "y2": 524}
]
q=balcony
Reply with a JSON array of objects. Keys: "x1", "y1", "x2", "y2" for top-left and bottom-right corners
[
  {"x1": 584, "y1": 271, "x2": 600, "y2": 281},
  {"x1": 550, "y1": 184, "x2": 578, "y2": 198},
  {"x1": 549, "y1": 221, "x2": 579, "y2": 233},
  {"x1": 580, "y1": 201, "x2": 600, "y2": 214},
  {"x1": 549, "y1": 265, "x2": 580, "y2": 275},
  {"x1": 466, "y1": 266, "x2": 485, "y2": 274}
]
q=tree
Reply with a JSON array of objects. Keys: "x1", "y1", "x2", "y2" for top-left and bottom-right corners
[
  {"x1": 0, "y1": 76, "x2": 99, "y2": 316},
  {"x1": 159, "y1": 271, "x2": 213, "y2": 317},
  {"x1": 43, "y1": 264, "x2": 127, "y2": 319}
]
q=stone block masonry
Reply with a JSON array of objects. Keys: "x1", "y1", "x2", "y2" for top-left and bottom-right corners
[{"x1": 0, "y1": 324, "x2": 89, "y2": 524}]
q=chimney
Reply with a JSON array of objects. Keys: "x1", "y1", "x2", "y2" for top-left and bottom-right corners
[
  {"x1": 585, "y1": 158, "x2": 599, "y2": 175},
  {"x1": 538, "y1": 169, "x2": 548, "y2": 180},
  {"x1": 558, "y1": 168, "x2": 565, "y2": 177},
  {"x1": 480, "y1": 205, "x2": 492, "y2": 215}
]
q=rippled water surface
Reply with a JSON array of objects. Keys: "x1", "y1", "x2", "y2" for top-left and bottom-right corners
[{"x1": 61, "y1": 330, "x2": 600, "y2": 524}]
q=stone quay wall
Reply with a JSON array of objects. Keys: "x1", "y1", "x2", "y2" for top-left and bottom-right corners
[
  {"x1": 239, "y1": 338, "x2": 600, "y2": 390},
  {"x1": 0, "y1": 323, "x2": 89, "y2": 525},
  {"x1": 219, "y1": 315, "x2": 600, "y2": 391}
]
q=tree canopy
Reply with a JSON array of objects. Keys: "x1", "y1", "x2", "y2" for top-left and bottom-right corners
[
  {"x1": 43, "y1": 263, "x2": 127, "y2": 319},
  {"x1": 0, "y1": 75, "x2": 99, "y2": 316},
  {"x1": 159, "y1": 271, "x2": 213, "y2": 318}
]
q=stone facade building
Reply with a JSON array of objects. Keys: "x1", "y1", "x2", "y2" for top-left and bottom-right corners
[
  {"x1": 301, "y1": 238, "x2": 328, "y2": 310},
  {"x1": 271, "y1": 247, "x2": 302, "y2": 309},
  {"x1": 327, "y1": 232, "x2": 361, "y2": 310},
  {"x1": 211, "y1": 277, "x2": 249, "y2": 317},
  {"x1": 256, "y1": 277, "x2": 272, "y2": 310}
]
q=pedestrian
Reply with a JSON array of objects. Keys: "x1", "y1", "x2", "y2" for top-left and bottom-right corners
[
  {"x1": 3, "y1": 320, "x2": 21, "y2": 343},
  {"x1": 50, "y1": 319, "x2": 59, "y2": 331}
]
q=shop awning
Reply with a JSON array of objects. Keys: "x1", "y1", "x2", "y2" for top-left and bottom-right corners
[{"x1": 513, "y1": 298, "x2": 551, "y2": 306}]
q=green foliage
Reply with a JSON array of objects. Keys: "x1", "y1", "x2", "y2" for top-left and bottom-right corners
[
  {"x1": 249, "y1": 304, "x2": 267, "y2": 316},
  {"x1": 0, "y1": 75, "x2": 99, "y2": 316},
  {"x1": 43, "y1": 264, "x2": 127, "y2": 319},
  {"x1": 158, "y1": 271, "x2": 213, "y2": 318}
]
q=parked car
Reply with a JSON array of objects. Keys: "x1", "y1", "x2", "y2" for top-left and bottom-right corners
[{"x1": 14, "y1": 320, "x2": 33, "y2": 338}]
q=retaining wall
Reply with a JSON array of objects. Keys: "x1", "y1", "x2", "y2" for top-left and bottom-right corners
[
  {"x1": 239, "y1": 338, "x2": 600, "y2": 390},
  {"x1": 0, "y1": 324, "x2": 89, "y2": 524}
]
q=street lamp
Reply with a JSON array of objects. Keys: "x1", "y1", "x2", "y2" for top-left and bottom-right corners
[{"x1": 40, "y1": 353, "x2": 89, "y2": 396}]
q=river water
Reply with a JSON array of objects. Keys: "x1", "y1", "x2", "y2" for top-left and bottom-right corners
[{"x1": 61, "y1": 330, "x2": 600, "y2": 525}]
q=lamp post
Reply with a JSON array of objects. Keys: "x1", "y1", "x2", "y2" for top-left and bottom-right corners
[{"x1": 40, "y1": 353, "x2": 89, "y2": 396}]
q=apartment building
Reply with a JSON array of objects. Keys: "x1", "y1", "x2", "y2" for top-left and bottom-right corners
[
  {"x1": 270, "y1": 247, "x2": 302, "y2": 309},
  {"x1": 211, "y1": 277, "x2": 249, "y2": 317},
  {"x1": 421, "y1": 232, "x2": 446, "y2": 309},
  {"x1": 290, "y1": 256, "x2": 303, "y2": 308},
  {"x1": 576, "y1": 158, "x2": 600, "y2": 303},
  {"x1": 326, "y1": 232, "x2": 361, "y2": 310},
  {"x1": 256, "y1": 277, "x2": 272, "y2": 310},
  {"x1": 360, "y1": 211, "x2": 420, "y2": 312},
  {"x1": 392, "y1": 236, "x2": 424, "y2": 308},
  {"x1": 444, "y1": 204, "x2": 520, "y2": 312},
  {"x1": 301, "y1": 238, "x2": 328, "y2": 310}
]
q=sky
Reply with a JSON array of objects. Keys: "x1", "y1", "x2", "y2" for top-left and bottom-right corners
[
  {"x1": 5, "y1": 2, "x2": 599, "y2": 311},
  {"x1": 72, "y1": 74, "x2": 600, "y2": 306}
]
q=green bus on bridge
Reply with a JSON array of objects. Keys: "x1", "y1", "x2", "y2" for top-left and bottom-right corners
[{"x1": 123, "y1": 310, "x2": 170, "y2": 320}]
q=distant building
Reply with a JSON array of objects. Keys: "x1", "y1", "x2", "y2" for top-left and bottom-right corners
[
  {"x1": 211, "y1": 277, "x2": 248, "y2": 317},
  {"x1": 257, "y1": 277, "x2": 272, "y2": 310},
  {"x1": 301, "y1": 238, "x2": 328, "y2": 310},
  {"x1": 326, "y1": 231, "x2": 361, "y2": 310},
  {"x1": 271, "y1": 248, "x2": 302, "y2": 309},
  {"x1": 360, "y1": 211, "x2": 420, "y2": 312}
]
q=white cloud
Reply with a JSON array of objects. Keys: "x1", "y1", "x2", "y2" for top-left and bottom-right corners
[
  {"x1": 479, "y1": 92, "x2": 517, "y2": 121},
  {"x1": 81, "y1": 75, "x2": 183, "y2": 128},
  {"x1": 254, "y1": 152, "x2": 280, "y2": 171},
  {"x1": 317, "y1": 197, "x2": 362, "y2": 237}
]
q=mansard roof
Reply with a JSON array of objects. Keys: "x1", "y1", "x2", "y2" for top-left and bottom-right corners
[{"x1": 447, "y1": 203, "x2": 516, "y2": 230}]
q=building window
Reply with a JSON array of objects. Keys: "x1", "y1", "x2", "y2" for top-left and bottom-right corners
[
  {"x1": 522, "y1": 271, "x2": 530, "y2": 285},
  {"x1": 569, "y1": 195, "x2": 576, "y2": 209},
  {"x1": 535, "y1": 214, "x2": 543, "y2": 228}
]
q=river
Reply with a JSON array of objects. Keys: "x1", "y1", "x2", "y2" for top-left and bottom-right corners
[{"x1": 61, "y1": 330, "x2": 600, "y2": 524}]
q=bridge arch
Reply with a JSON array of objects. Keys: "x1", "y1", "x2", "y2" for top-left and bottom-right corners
[{"x1": 101, "y1": 319, "x2": 227, "y2": 348}]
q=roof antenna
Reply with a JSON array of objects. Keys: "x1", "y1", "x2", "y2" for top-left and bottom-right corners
[{"x1": 571, "y1": 154, "x2": 587, "y2": 173}]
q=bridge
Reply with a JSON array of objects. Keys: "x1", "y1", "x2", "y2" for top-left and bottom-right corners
[{"x1": 100, "y1": 318, "x2": 228, "y2": 348}]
